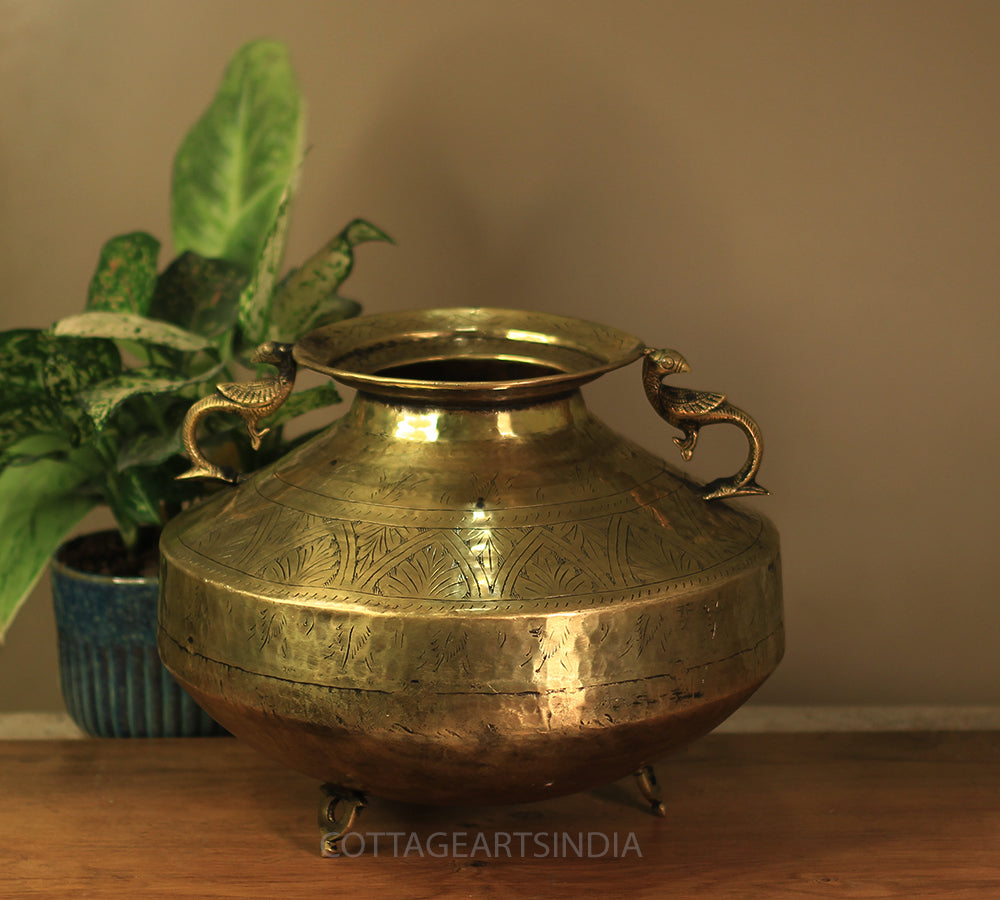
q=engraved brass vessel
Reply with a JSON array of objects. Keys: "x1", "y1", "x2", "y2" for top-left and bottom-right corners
[{"x1": 159, "y1": 308, "x2": 782, "y2": 812}]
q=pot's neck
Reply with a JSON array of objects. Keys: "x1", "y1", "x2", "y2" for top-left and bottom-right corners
[{"x1": 345, "y1": 390, "x2": 592, "y2": 444}]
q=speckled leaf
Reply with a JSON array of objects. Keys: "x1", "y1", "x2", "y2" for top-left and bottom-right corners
[
  {"x1": 0, "y1": 405, "x2": 57, "y2": 462},
  {"x1": 149, "y1": 251, "x2": 247, "y2": 337},
  {"x1": 264, "y1": 382, "x2": 342, "y2": 428},
  {"x1": 109, "y1": 467, "x2": 166, "y2": 539},
  {"x1": 0, "y1": 331, "x2": 57, "y2": 450},
  {"x1": 267, "y1": 219, "x2": 390, "y2": 341},
  {"x1": 116, "y1": 427, "x2": 183, "y2": 470},
  {"x1": 53, "y1": 312, "x2": 213, "y2": 352},
  {"x1": 86, "y1": 232, "x2": 161, "y2": 314},
  {"x1": 237, "y1": 179, "x2": 295, "y2": 344},
  {"x1": 80, "y1": 365, "x2": 222, "y2": 431},
  {"x1": 0, "y1": 457, "x2": 97, "y2": 642},
  {"x1": 171, "y1": 40, "x2": 304, "y2": 270},
  {"x1": 42, "y1": 333, "x2": 122, "y2": 401},
  {"x1": 0, "y1": 330, "x2": 121, "y2": 453}
]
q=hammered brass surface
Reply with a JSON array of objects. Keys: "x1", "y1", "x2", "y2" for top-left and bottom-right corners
[{"x1": 159, "y1": 308, "x2": 782, "y2": 806}]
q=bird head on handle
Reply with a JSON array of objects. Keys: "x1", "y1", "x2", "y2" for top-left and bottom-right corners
[
  {"x1": 250, "y1": 341, "x2": 295, "y2": 367},
  {"x1": 643, "y1": 347, "x2": 691, "y2": 377}
]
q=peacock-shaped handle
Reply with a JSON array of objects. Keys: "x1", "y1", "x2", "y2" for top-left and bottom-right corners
[
  {"x1": 177, "y1": 341, "x2": 297, "y2": 485},
  {"x1": 641, "y1": 348, "x2": 768, "y2": 501}
]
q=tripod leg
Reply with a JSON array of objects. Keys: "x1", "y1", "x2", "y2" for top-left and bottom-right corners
[
  {"x1": 319, "y1": 783, "x2": 367, "y2": 856},
  {"x1": 634, "y1": 764, "x2": 667, "y2": 817}
]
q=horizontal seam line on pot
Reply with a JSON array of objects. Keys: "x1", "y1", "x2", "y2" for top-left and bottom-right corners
[{"x1": 161, "y1": 627, "x2": 781, "y2": 696}]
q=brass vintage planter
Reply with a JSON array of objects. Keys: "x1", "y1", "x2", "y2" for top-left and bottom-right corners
[{"x1": 159, "y1": 308, "x2": 782, "y2": 824}]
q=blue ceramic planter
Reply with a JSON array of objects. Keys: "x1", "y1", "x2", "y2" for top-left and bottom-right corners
[{"x1": 51, "y1": 536, "x2": 224, "y2": 738}]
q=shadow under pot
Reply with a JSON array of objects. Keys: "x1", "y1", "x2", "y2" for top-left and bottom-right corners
[{"x1": 51, "y1": 529, "x2": 224, "y2": 738}]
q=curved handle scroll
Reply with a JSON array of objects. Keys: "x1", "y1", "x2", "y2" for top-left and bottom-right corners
[
  {"x1": 177, "y1": 341, "x2": 297, "y2": 485},
  {"x1": 641, "y1": 348, "x2": 768, "y2": 501}
]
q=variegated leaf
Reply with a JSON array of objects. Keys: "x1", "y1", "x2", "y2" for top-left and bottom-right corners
[
  {"x1": 149, "y1": 251, "x2": 247, "y2": 337},
  {"x1": 267, "y1": 218, "x2": 391, "y2": 341},
  {"x1": 42, "y1": 333, "x2": 122, "y2": 401},
  {"x1": 108, "y1": 467, "x2": 168, "y2": 542},
  {"x1": 263, "y1": 382, "x2": 342, "y2": 428},
  {"x1": 53, "y1": 312, "x2": 213, "y2": 352},
  {"x1": 86, "y1": 232, "x2": 161, "y2": 314},
  {"x1": 171, "y1": 40, "x2": 304, "y2": 271},
  {"x1": 116, "y1": 427, "x2": 183, "y2": 471},
  {"x1": 238, "y1": 178, "x2": 296, "y2": 344},
  {"x1": 0, "y1": 329, "x2": 122, "y2": 451},
  {"x1": 80, "y1": 365, "x2": 222, "y2": 431}
]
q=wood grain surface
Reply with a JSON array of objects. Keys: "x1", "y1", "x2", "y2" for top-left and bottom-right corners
[{"x1": 2, "y1": 731, "x2": 998, "y2": 898}]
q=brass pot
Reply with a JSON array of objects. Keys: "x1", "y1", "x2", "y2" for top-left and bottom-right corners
[{"x1": 159, "y1": 308, "x2": 782, "y2": 808}]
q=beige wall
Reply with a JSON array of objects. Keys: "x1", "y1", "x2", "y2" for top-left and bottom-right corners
[{"x1": 1, "y1": 0, "x2": 998, "y2": 710}]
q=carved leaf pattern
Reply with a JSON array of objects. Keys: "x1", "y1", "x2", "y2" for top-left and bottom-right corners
[
  {"x1": 354, "y1": 523, "x2": 409, "y2": 574},
  {"x1": 618, "y1": 612, "x2": 671, "y2": 659},
  {"x1": 377, "y1": 542, "x2": 470, "y2": 600},
  {"x1": 419, "y1": 628, "x2": 471, "y2": 674},
  {"x1": 524, "y1": 618, "x2": 575, "y2": 672},
  {"x1": 248, "y1": 609, "x2": 289, "y2": 657},
  {"x1": 511, "y1": 546, "x2": 595, "y2": 600},
  {"x1": 370, "y1": 471, "x2": 428, "y2": 503},
  {"x1": 624, "y1": 523, "x2": 701, "y2": 585},
  {"x1": 182, "y1": 477, "x2": 761, "y2": 603},
  {"x1": 258, "y1": 534, "x2": 341, "y2": 583},
  {"x1": 461, "y1": 528, "x2": 516, "y2": 592},
  {"x1": 324, "y1": 622, "x2": 374, "y2": 670}
]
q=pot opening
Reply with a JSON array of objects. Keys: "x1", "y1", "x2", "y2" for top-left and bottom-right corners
[
  {"x1": 374, "y1": 358, "x2": 564, "y2": 383},
  {"x1": 293, "y1": 308, "x2": 646, "y2": 403}
]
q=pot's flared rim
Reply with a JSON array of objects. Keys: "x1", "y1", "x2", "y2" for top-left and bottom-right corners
[{"x1": 294, "y1": 307, "x2": 646, "y2": 403}]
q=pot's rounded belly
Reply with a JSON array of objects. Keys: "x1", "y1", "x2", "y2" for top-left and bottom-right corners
[
  {"x1": 159, "y1": 394, "x2": 782, "y2": 804},
  {"x1": 160, "y1": 566, "x2": 781, "y2": 804}
]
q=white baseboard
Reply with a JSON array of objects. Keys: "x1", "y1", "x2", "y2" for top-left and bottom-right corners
[
  {"x1": 0, "y1": 712, "x2": 86, "y2": 739},
  {"x1": 717, "y1": 704, "x2": 1000, "y2": 733}
]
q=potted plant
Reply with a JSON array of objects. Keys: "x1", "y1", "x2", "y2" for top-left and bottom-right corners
[{"x1": 0, "y1": 40, "x2": 391, "y2": 736}]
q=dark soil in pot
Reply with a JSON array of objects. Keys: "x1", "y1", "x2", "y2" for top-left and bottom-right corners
[{"x1": 56, "y1": 527, "x2": 161, "y2": 578}]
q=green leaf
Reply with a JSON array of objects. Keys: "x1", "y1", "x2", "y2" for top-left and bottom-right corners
[
  {"x1": 237, "y1": 178, "x2": 295, "y2": 344},
  {"x1": 263, "y1": 382, "x2": 342, "y2": 428},
  {"x1": 0, "y1": 330, "x2": 55, "y2": 401},
  {"x1": 53, "y1": 312, "x2": 213, "y2": 352},
  {"x1": 0, "y1": 458, "x2": 97, "y2": 642},
  {"x1": 267, "y1": 218, "x2": 391, "y2": 341},
  {"x1": 43, "y1": 333, "x2": 123, "y2": 402},
  {"x1": 0, "y1": 330, "x2": 122, "y2": 453},
  {"x1": 2, "y1": 433, "x2": 69, "y2": 463},
  {"x1": 86, "y1": 232, "x2": 161, "y2": 314},
  {"x1": 116, "y1": 428, "x2": 183, "y2": 471},
  {"x1": 111, "y1": 468, "x2": 164, "y2": 532},
  {"x1": 0, "y1": 331, "x2": 59, "y2": 452},
  {"x1": 148, "y1": 251, "x2": 248, "y2": 338},
  {"x1": 80, "y1": 365, "x2": 223, "y2": 431},
  {"x1": 171, "y1": 40, "x2": 304, "y2": 270}
]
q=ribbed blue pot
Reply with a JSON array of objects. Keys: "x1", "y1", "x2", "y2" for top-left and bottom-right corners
[{"x1": 51, "y1": 540, "x2": 224, "y2": 738}]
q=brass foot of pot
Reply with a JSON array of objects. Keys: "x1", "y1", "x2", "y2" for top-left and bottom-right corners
[
  {"x1": 634, "y1": 764, "x2": 667, "y2": 817},
  {"x1": 319, "y1": 783, "x2": 367, "y2": 856}
]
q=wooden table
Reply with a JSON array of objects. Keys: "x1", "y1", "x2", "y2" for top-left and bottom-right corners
[{"x1": 2, "y1": 732, "x2": 998, "y2": 898}]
